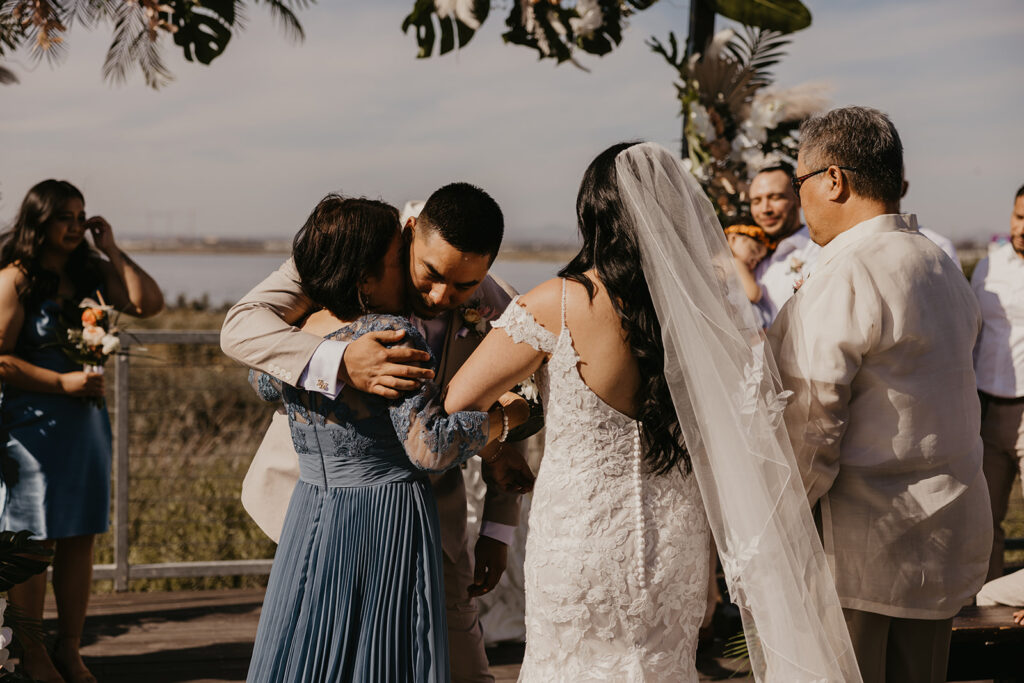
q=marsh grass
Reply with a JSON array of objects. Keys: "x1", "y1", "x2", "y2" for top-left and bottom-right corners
[{"x1": 93, "y1": 306, "x2": 276, "y2": 592}]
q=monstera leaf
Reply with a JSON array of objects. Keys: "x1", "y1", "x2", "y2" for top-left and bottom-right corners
[
  {"x1": 403, "y1": 0, "x2": 490, "y2": 58},
  {"x1": 712, "y1": 0, "x2": 810, "y2": 34},
  {"x1": 169, "y1": 0, "x2": 238, "y2": 65}
]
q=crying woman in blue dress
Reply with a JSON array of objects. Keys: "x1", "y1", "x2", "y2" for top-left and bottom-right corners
[
  {"x1": 0, "y1": 179, "x2": 164, "y2": 683},
  {"x1": 244, "y1": 194, "x2": 529, "y2": 683}
]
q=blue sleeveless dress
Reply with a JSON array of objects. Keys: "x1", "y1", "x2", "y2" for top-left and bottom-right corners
[
  {"x1": 0, "y1": 297, "x2": 112, "y2": 539},
  {"x1": 246, "y1": 314, "x2": 489, "y2": 683}
]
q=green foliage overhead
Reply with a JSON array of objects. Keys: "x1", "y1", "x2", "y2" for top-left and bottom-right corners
[
  {"x1": 402, "y1": 0, "x2": 489, "y2": 58},
  {"x1": 0, "y1": 0, "x2": 313, "y2": 88},
  {"x1": 403, "y1": 0, "x2": 810, "y2": 65},
  {"x1": 712, "y1": 0, "x2": 811, "y2": 34}
]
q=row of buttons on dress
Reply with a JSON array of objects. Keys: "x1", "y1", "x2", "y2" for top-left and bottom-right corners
[{"x1": 633, "y1": 423, "x2": 647, "y2": 590}]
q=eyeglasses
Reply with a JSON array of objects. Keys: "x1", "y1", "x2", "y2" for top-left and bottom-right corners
[{"x1": 792, "y1": 166, "x2": 858, "y2": 194}]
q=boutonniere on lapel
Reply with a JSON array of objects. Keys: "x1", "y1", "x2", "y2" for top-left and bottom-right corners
[
  {"x1": 788, "y1": 256, "x2": 807, "y2": 293},
  {"x1": 456, "y1": 299, "x2": 499, "y2": 338}
]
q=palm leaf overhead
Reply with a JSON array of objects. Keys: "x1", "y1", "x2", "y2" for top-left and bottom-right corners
[
  {"x1": 255, "y1": 0, "x2": 310, "y2": 42},
  {"x1": 102, "y1": 1, "x2": 174, "y2": 88},
  {"x1": 0, "y1": 0, "x2": 314, "y2": 88},
  {"x1": 724, "y1": 26, "x2": 790, "y2": 88}
]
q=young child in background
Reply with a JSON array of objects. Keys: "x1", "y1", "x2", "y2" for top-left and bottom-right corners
[{"x1": 724, "y1": 217, "x2": 772, "y2": 304}]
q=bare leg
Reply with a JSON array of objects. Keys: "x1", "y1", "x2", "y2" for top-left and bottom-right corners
[
  {"x1": 8, "y1": 540, "x2": 63, "y2": 683},
  {"x1": 51, "y1": 535, "x2": 96, "y2": 683}
]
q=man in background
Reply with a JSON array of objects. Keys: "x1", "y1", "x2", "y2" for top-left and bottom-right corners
[
  {"x1": 971, "y1": 184, "x2": 1024, "y2": 583},
  {"x1": 749, "y1": 164, "x2": 820, "y2": 324}
]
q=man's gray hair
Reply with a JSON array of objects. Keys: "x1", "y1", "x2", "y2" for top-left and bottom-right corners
[{"x1": 799, "y1": 106, "x2": 904, "y2": 204}]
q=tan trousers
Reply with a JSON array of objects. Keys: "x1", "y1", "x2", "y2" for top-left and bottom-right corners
[
  {"x1": 843, "y1": 609, "x2": 952, "y2": 683},
  {"x1": 980, "y1": 395, "x2": 1024, "y2": 581},
  {"x1": 444, "y1": 544, "x2": 494, "y2": 683}
]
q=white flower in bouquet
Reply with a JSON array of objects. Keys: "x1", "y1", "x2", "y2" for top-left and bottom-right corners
[
  {"x1": 518, "y1": 376, "x2": 540, "y2": 403},
  {"x1": 682, "y1": 159, "x2": 710, "y2": 182},
  {"x1": 569, "y1": 0, "x2": 602, "y2": 38},
  {"x1": 749, "y1": 93, "x2": 786, "y2": 131},
  {"x1": 739, "y1": 120, "x2": 768, "y2": 145},
  {"x1": 82, "y1": 325, "x2": 105, "y2": 346},
  {"x1": 689, "y1": 102, "x2": 717, "y2": 142},
  {"x1": 741, "y1": 148, "x2": 783, "y2": 172},
  {"x1": 730, "y1": 131, "x2": 758, "y2": 159},
  {"x1": 101, "y1": 334, "x2": 121, "y2": 355}
]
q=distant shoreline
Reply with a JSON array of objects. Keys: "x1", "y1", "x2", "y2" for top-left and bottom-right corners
[{"x1": 121, "y1": 241, "x2": 577, "y2": 263}]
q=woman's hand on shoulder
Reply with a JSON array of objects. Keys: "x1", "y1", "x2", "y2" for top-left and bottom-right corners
[{"x1": 340, "y1": 326, "x2": 434, "y2": 399}]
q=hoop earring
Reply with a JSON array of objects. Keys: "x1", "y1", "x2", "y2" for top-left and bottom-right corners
[{"x1": 357, "y1": 288, "x2": 369, "y2": 313}]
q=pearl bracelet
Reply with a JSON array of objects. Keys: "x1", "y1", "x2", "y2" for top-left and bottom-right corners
[{"x1": 497, "y1": 402, "x2": 509, "y2": 443}]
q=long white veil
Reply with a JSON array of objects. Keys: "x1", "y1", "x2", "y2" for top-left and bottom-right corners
[{"x1": 615, "y1": 143, "x2": 861, "y2": 682}]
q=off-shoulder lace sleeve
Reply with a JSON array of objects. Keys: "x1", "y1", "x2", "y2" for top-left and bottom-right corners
[
  {"x1": 491, "y1": 296, "x2": 559, "y2": 354},
  {"x1": 248, "y1": 369, "x2": 282, "y2": 402}
]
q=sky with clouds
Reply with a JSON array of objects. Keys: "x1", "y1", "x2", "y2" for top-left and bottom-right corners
[{"x1": 2, "y1": 0, "x2": 1022, "y2": 244}]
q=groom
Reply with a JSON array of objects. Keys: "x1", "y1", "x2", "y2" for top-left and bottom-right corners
[
  {"x1": 221, "y1": 182, "x2": 534, "y2": 683},
  {"x1": 768, "y1": 106, "x2": 991, "y2": 683}
]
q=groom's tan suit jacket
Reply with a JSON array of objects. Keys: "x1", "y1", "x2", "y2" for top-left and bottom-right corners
[{"x1": 220, "y1": 259, "x2": 522, "y2": 562}]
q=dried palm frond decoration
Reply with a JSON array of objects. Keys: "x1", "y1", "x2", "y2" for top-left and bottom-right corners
[{"x1": 650, "y1": 26, "x2": 829, "y2": 219}]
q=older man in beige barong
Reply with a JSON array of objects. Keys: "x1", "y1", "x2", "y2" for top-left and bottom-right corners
[{"x1": 767, "y1": 106, "x2": 991, "y2": 683}]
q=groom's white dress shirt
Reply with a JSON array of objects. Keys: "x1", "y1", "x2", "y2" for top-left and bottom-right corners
[
  {"x1": 754, "y1": 225, "x2": 820, "y2": 324},
  {"x1": 769, "y1": 213, "x2": 991, "y2": 620}
]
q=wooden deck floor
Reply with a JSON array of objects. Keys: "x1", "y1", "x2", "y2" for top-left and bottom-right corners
[{"x1": 37, "y1": 589, "x2": 751, "y2": 682}]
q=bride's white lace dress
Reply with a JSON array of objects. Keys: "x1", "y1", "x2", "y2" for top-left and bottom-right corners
[{"x1": 492, "y1": 283, "x2": 710, "y2": 682}]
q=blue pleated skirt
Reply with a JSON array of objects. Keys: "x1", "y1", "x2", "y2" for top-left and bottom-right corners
[{"x1": 247, "y1": 478, "x2": 450, "y2": 683}]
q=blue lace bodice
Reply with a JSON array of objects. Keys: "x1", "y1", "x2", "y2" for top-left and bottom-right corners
[{"x1": 251, "y1": 314, "x2": 489, "y2": 487}]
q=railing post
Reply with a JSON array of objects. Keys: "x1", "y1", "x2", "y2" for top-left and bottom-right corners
[{"x1": 114, "y1": 351, "x2": 131, "y2": 592}]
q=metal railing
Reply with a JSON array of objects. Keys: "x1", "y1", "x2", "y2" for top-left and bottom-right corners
[{"x1": 93, "y1": 330, "x2": 275, "y2": 591}]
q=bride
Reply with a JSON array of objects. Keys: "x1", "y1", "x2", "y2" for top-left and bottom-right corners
[{"x1": 444, "y1": 142, "x2": 862, "y2": 681}]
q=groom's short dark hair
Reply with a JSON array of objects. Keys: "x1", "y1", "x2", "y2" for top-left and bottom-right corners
[
  {"x1": 800, "y1": 106, "x2": 904, "y2": 205},
  {"x1": 418, "y1": 182, "x2": 504, "y2": 263},
  {"x1": 1016, "y1": 184, "x2": 1024, "y2": 200}
]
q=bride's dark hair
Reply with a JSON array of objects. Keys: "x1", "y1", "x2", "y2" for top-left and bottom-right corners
[{"x1": 558, "y1": 141, "x2": 690, "y2": 476}]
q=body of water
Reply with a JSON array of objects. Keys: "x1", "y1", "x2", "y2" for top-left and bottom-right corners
[{"x1": 132, "y1": 253, "x2": 563, "y2": 308}]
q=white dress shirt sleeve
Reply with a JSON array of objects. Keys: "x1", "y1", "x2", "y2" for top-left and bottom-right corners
[
  {"x1": 478, "y1": 520, "x2": 516, "y2": 546},
  {"x1": 298, "y1": 339, "x2": 349, "y2": 399}
]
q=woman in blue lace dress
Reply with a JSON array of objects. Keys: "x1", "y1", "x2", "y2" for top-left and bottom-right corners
[
  {"x1": 245, "y1": 195, "x2": 528, "y2": 683},
  {"x1": 0, "y1": 179, "x2": 164, "y2": 682}
]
